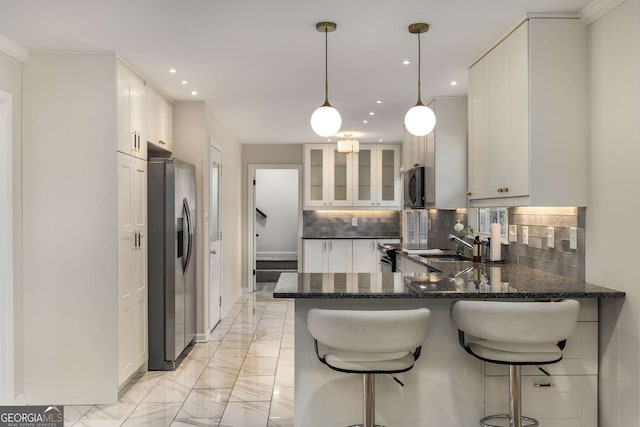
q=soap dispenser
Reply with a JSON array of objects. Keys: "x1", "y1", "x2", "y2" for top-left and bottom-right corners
[
  {"x1": 473, "y1": 235, "x2": 482, "y2": 263},
  {"x1": 453, "y1": 221, "x2": 465, "y2": 256}
]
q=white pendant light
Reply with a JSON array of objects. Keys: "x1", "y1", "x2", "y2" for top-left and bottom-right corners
[
  {"x1": 404, "y1": 23, "x2": 436, "y2": 137},
  {"x1": 310, "y1": 22, "x2": 342, "y2": 137}
]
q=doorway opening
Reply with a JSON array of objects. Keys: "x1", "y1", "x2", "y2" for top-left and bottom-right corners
[
  {"x1": 248, "y1": 165, "x2": 302, "y2": 292},
  {"x1": 208, "y1": 141, "x2": 223, "y2": 333},
  {"x1": 0, "y1": 89, "x2": 14, "y2": 402}
]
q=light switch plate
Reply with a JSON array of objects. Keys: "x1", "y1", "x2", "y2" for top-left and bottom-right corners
[
  {"x1": 351, "y1": 218, "x2": 357, "y2": 226},
  {"x1": 508, "y1": 225, "x2": 517, "y2": 242},
  {"x1": 547, "y1": 227, "x2": 555, "y2": 248},
  {"x1": 522, "y1": 226, "x2": 529, "y2": 245},
  {"x1": 570, "y1": 227, "x2": 578, "y2": 250}
]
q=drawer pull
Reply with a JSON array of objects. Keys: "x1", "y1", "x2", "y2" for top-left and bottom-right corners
[{"x1": 534, "y1": 382, "x2": 555, "y2": 388}]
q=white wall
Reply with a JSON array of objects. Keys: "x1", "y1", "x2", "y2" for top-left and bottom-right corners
[
  {"x1": 173, "y1": 101, "x2": 242, "y2": 330},
  {"x1": 22, "y1": 53, "x2": 119, "y2": 404},
  {"x1": 585, "y1": 0, "x2": 640, "y2": 425},
  {"x1": 0, "y1": 48, "x2": 22, "y2": 403},
  {"x1": 255, "y1": 169, "x2": 299, "y2": 259}
]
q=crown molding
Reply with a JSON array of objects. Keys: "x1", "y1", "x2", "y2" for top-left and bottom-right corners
[
  {"x1": 0, "y1": 34, "x2": 28, "y2": 62},
  {"x1": 580, "y1": 0, "x2": 625, "y2": 25}
]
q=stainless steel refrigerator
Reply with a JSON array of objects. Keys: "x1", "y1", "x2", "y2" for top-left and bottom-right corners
[{"x1": 147, "y1": 157, "x2": 197, "y2": 370}]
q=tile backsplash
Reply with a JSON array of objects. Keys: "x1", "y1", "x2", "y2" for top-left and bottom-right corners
[
  {"x1": 507, "y1": 207, "x2": 585, "y2": 280},
  {"x1": 303, "y1": 211, "x2": 401, "y2": 238},
  {"x1": 426, "y1": 209, "x2": 469, "y2": 250},
  {"x1": 423, "y1": 207, "x2": 585, "y2": 280}
]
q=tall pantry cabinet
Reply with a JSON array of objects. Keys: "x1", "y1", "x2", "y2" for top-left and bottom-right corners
[{"x1": 22, "y1": 53, "x2": 147, "y2": 404}]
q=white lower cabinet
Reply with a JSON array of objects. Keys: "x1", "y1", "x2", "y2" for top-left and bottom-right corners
[
  {"x1": 485, "y1": 376, "x2": 597, "y2": 427},
  {"x1": 304, "y1": 239, "x2": 399, "y2": 273},
  {"x1": 303, "y1": 240, "x2": 353, "y2": 273},
  {"x1": 117, "y1": 152, "x2": 147, "y2": 385},
  {"x1": 484, "y1": 300, "x2": 597, "y2": 426}
]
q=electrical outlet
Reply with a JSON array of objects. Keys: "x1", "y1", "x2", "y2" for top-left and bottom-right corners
[
  {"x1": 351, "y1": 217, "x2": 357, "y2": 226},
  {"x1": 570, "y1": 227, "x2": 578, "y2": 250},
  {"x1": 508, "y1": 225, "x2": 517, "y2": 242},
  {"x1": 522, "y1": 226, "x2": 529, "y2": 245},
  {"x1": 547, "y1": 227, "x2": 555, "y2": 248}
]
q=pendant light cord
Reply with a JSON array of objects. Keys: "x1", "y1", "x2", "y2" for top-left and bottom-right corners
[
  {"x1": 416, "y1": 32, "x2": 423, "y2": 106},
  {"x1": 324, "y1": 27, "x2": 330, "y2": 106}
]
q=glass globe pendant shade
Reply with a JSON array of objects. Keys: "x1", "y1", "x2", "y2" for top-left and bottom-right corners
[
  {"x1": 404, "y1": 104, "x2": 436, "y2": 137},
  {"x1": 310, "y1": 105, "x2": 342, "y2": 137}
]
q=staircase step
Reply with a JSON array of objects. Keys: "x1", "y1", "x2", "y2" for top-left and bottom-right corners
[{"x1": 256, "y1": 260, "x2": 298, "y2": 270}]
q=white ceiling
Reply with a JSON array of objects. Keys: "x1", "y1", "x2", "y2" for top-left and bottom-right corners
[{"x1": 0, "y1": 0, "x2": 592, "y2": 144}]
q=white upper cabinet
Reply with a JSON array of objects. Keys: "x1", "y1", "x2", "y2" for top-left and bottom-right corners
[
  {"x1": 424, "y1": 97, "x2": 468, "y2": 209},
  {"x1": 468, "y1": 17, "x2": 587, "y2": 207},
  {"x1": 117, "y1": 63, "x2": 147, "y2": 160},
  {"x1": 304, "y1": 143, "x2": 401, "y2": 209},
  {"x1": 304, "y1": 144, "x2": 354, "y2": 208},
  {"x1": 353, "y1": 145, "x2": 401, "y2": 207},
  {"x1": 147, "y1": 85, "x2": 173, "y2": 152}
]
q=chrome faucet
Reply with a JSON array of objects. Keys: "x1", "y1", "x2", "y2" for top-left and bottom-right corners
[{"x1": 449, "y1": 234, "x2": 473, "y2": 250}]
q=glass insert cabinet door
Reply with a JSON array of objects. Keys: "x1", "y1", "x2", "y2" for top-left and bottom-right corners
[
  {"x1": 354, "y1": 147, "x2": 375, "y2": 206},
  {"x1": 379, "y1": 147, "x2": 397, "y2": 205},
  {"x1": 353, "y1": 145, "x2": 400, "y2": 207},
  {"x1": 329, "y1": 149, "x2": 352, "y2": 206}
]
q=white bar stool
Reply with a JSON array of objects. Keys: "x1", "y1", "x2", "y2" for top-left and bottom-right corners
[
  {"x1": 307, "y1": 308, "x2": 431, "y2": 427},
  {"x1": 451, "y1": 299, "x2": 580, "y2": 427}
]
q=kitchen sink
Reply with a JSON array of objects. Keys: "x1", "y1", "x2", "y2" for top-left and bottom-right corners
[{"x1": 420, "y1": 256, "x2": 474, "y2": 274}]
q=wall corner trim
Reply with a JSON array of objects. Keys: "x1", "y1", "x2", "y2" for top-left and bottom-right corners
[
  {"x1": 0, "y1": 34, "x2": 28, "y2": 62},
  {"x1": 580, "y1": 0, "x2": 625, "y2": 25}
]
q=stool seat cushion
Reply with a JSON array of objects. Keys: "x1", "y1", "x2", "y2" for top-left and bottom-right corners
[
  {"x1": 323, "y1": 349, "x2": 416, "y2": 373},
  {"x1": 467, "y1": 340, "x2": 563, "y2": 364}
]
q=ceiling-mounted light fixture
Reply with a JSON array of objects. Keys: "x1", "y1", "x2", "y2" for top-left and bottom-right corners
[
  {"x1": 337, "y1": 134, "x2": 359, "y2": 154},
  {"x1": 310, "y1": 21, "x2": 342, "y2": 138},
  {"x1": 404, "y1": 23, "x2": 436, "y2": 137}
]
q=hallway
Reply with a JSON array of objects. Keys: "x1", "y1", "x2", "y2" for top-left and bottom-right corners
[{"x1": 65, "y1": 293, "x2": 294, "y2": 426}]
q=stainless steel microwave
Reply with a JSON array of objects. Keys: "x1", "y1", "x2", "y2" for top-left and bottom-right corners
[{"x1": 404, "y1": 166, "x2": 425, "y2": 209}]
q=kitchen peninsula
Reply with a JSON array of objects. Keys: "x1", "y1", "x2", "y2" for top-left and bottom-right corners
[{"x1": 274, "y1": 263, "x2": 624, "y2": 427}]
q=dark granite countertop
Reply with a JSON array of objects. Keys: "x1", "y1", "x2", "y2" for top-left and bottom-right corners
[
  {"x1": 302, "y1": 236, "x2": 402, "y2": 240},
  {"x1": 273, "y1": 266, "x2": 625, "y2": 299}
]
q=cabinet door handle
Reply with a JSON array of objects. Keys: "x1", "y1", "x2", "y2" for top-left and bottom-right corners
[
  {"x1": 322, "y1": 242, "x2": 326, "y2": 252},
  {"x1": 534, "y1": 382, "x2": 555, "y2": 388},
  {"x1": 329, "y1": 241, "x2": 333, "y2": 251}
]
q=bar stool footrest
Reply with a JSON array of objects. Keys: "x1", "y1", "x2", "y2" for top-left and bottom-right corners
[{"x1": 481, "y1": 414, "x2": 538, "y2": 427}]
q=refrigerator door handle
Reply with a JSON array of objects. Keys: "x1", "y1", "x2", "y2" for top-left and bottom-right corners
[{"x1": 182, "y1": 198, "x2": 193, "y2": 273}]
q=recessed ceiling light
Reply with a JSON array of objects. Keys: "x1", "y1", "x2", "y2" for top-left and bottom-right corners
[
  {"x1": 191, "y1": 91, "x2": 198, "y2": 96},
  {"x1": 379, "y1": 139, "x2": 383, "y2": 142},
  {"x1": 451, "y1": 81, "x2": 458, "y2": 86},
  {"x1": 402, "y1": 60, "x2": 411, "y2": 65},
  {"x1": 369, "y1": 112, "x2": 375, "y2": 116},
  {"x1": 169, "y1": 68, "x2": 177, "y2": 73},
  {"x1": 327, "y1": 139, "x2": 331, "y2": 142},
  {"x1": 363, "y1": 120, "x2": 368, "y2": 124},
  {"x1": 376, "y1": 100, "x2": 382, "y2": 104},
  {"x1": 181, "y1": 80, "x2": 188, "y2": 85}
]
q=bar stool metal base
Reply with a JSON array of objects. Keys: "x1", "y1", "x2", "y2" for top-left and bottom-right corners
[{"x1": 480, "y1": 414, "x2": 538, "y2": 427}]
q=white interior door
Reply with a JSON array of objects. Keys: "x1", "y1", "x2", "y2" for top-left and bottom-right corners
[{"x1": 209, "y1": 144, "x2": 222, "y2": 331}]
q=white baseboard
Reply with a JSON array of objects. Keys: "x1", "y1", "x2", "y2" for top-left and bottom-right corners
[
  {"x1": 256, "y1": 251, "x2": 297, "y2": 261},
  {"x1": 195, "y1": 334, "x2": 209, "y2": 343}
]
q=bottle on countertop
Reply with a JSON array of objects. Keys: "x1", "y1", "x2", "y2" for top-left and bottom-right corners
[{"x1": 473, "y1": 235, "x2": 482, "y2": 263}]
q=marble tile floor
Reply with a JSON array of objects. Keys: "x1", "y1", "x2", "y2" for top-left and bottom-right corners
[{"x1": 66, "y1": 292, "x2": 294, "y2": 427}]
